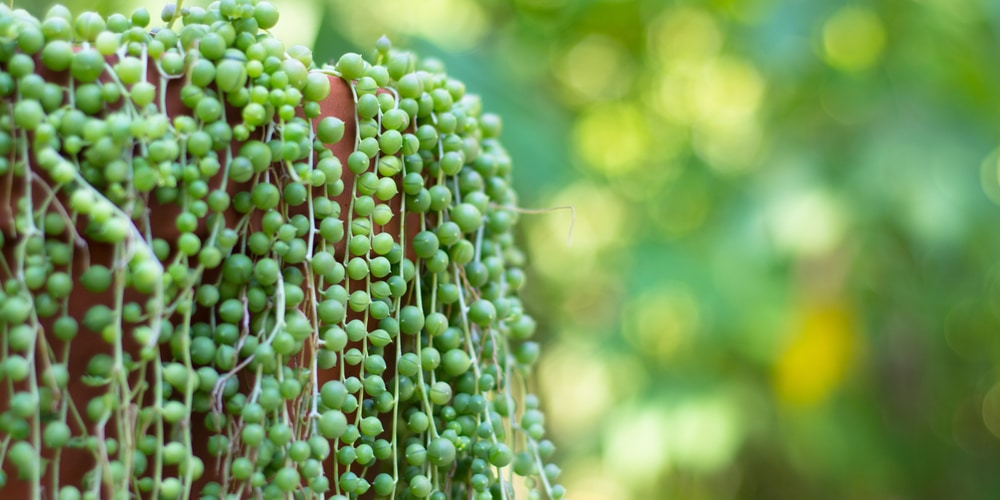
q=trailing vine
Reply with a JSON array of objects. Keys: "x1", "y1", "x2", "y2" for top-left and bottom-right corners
[{"x1": 0, "y1": 1, "x2": 562, "y2": 499}]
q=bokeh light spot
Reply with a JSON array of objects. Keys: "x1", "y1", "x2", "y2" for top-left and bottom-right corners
[
  {"x1": 526, "y1": 181, "x2": 630, "y2": 287},
  {"x1": 650, "y1": 69, "x2": 692, "y2": 124},
  {"x1": 693, "y1": 117, "x2": 765, "y2": 174},
  {"x1": 603, "y1": 405, "x2": 672, "y2": 485},
  {"x1": 555, "y1": 34, "x2": 633, "y2": 105},
  {"x1": 622, "y1": 287, "x2": 700, "y2": 360},
  {"x1": 559, "y1": 458, "x2": 627, "y2": 500},
  {"x1": 979, "y1": 147, "x2": 1000, "y2": 206},
  {"x1": 983, "y1": 380, "x2": 1000, "y2": 439},
  {"x1": 572, "y1": 103, "x2": 653, "y2": 176},
  {"x1": 766, "y1": 187, "x2": 847, "y2": 257},
  {"x1": 822, "y1": 7, "x2": 886, "y2": 72},
  {"x1": 266, "y1": 1, "x2": 319, "y2": 48},
  {"x1": 650, "y1": 54, "x2": 765, "y2": 172},
  {"x1": 648, "y1": 6, "x2": 723, "y2": 66},
  {"x1": 604, "y1": 396, "x2": 743, "y2": 483},
  {"x1": 668, "y1": 396, "x2": 743, "y2": 472},
  {"x1": 692, "y1": 57, "x2": 765, "y2": 127},
  {"x1": 539, "y1": 343, "x2": 615, "y2": 441}
]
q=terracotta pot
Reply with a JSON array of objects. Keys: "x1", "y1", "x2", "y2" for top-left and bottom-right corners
[{"x1": 0, "y1": 53, "x2": 416, "y2": 498}]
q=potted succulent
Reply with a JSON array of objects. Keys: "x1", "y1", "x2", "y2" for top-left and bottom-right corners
[{"x1": 0, "y1": 1, "x2": 562, "y2": 499}]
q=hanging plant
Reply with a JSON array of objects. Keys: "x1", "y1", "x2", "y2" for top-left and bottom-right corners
[{"x1": 0, "y1": 1, "x2": 562, "y2": 499}]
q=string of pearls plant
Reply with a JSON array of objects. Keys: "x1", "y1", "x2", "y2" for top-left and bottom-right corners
[{"x1": 0, "y1": 1, "x2": 563, "y2": 498}]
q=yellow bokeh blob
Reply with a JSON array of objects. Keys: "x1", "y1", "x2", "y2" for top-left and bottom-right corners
[
  {"x1": 822, "y1": 6, "x2": 886, "y2": 72},
  {"x1": 773, "y1": 303, "x2": 858, "y2": 408}
]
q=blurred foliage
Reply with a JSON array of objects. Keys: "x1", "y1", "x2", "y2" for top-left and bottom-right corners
[{"x1": 21, "y1": 0, "x2": 1000, "y2": 497}]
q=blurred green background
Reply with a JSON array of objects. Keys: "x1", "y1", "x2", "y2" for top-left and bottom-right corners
[{"x1": 24, "y1": 0, "x2": 1000, "y2": 498}]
